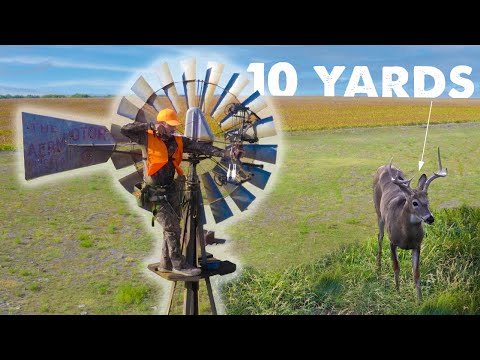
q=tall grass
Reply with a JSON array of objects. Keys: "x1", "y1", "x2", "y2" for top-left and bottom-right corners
[{"x1": 222, "y1": 206, "x2": 480, "y2": 315}]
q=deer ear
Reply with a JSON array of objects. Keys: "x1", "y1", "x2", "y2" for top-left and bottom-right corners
[{"x1": 417, "y1": 174, "x2": 427, "y2": 190}]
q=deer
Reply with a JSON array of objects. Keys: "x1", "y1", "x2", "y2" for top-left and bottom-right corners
[{"x1": 373, "y1": 147, "x2": 447, "y2": 301}]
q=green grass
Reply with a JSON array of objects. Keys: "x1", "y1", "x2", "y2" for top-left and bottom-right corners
[
  {"x1": 0, "y1": 144, "x2": 15, "y2": 151},
  {"x1": 107, "y1": 224, "x2": 116, "y2": 234},
  {"x1": 27, "y1": 282, "x2": 41, "y2": 292},
  {"x1": 79, "y1": 239, "x2": 93, "y2": 248},
  {"x1": 78, "y1": 234, "x2": 93, "y2": 248},
  {"x1": 0, "y1": 155, "x2": 161, "y2": 314},
  {"x1": 227, "y1": 123, "x2": 480, "y2": 270},
  {"x1": 116, "y1": 283, "x2": 150, "y2": 306},
  {"x1": 2, "y1": 119, "x2": 480, "y2": 314},
  {"x1": 222, "y1": 206, "x2": 480, "y2": 315}
]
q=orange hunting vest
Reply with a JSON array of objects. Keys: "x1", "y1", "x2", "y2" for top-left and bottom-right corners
[{"x1": 146, "y1": 130, "x2": 184, "y2": 177}]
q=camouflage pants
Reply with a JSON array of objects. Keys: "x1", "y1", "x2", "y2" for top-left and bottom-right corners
[{"x1": 153, "y1": 182, "x2": 184, "y2": 270}]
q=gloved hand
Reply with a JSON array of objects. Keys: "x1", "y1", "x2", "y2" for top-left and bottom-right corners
[{"x1": 149, "y1": 122, "x2": 167, "y2": 137}]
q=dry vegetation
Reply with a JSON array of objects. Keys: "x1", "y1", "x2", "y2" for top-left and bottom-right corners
[
  {"x1": 2, "y1": 96, "x2": 480, "y2": 148},
  {"x1": 269, "y1": 96, "x2": 480, "y2": 130}
]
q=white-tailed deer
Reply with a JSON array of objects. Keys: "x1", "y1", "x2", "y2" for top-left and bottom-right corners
[{"x1": 373, "y1": 147, "x2": 447, "y2": 301}]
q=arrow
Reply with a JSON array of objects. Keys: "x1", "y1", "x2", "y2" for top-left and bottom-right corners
[{"x1": 419, "y1": 100, "x2": 433, "y2": 171}]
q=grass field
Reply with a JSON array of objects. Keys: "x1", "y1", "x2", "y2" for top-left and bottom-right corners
[
  {"x1": 1, "y1": 97, "x2": 480, "y2": 314},
  {"x1": 0, "y1": 155, "x2": 162, "y2": 314},
  {"x1": 223, "y1": 206, "x2": 480, "y2": 314},
  {"x1": 226, "y1": 123, "x2": 480, "y2": 270}
]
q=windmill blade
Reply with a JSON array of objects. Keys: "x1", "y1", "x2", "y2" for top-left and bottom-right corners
[
  {"x1": 200, "y1": 62, "x2": 224, "y2": 114},
  {"x1": 200, "y1": 172, "x2": 233, "y2": 223},
  {"x1": 212, "y1": 165, "x2": 256, "y2": 211},
  {"x1": 225, "y1": 116, "x2": 277, "y2": 141},
  {"x1": 245, "y1": 116, "x2": 277, "y2": 139},
  {"x1": 117, "y1": 97, "x2": 158, "y2": 123},
  {"x1": 220, "y1": 91, "x2": 267, "y2": 131},
  {"x1": 110, "y1": 123, "x2": 131, "y2": 143},
  {"x1": 22, "y1": 113, "x2": 116, "y2": 180},
  {"x1": 228, "y1": 184, "x2": 256, "y2": 211},
  {"x1": 241, "y1": 163, "x2": 272, "y2": 190},
  {"x1": 181, "y1": 58, "x2": 196, "y2": 109},
  {"x1": 210, "y1": 73, "x2": 238, "y2": 117},
  {"x1": 244, "y1": 116, "x2": 277, "y2": 139},
  {"x1": 111, "y1": 152, "x2": 134, "y2": 170},
  {"x1": 131, "y1": 76, "x2": 163, "y2": 112},
  {"x1": 117, "y1": 97, "x2": 139, "y2": 121},
  {"x1": 157, "y1": 62, "x2": 182, "y2": 113},
  {"x1": 234, "y1": 144, "x2": 278, "y2": 164},
  {"x1": 118, "y1": 170, "x2": 143, "y2": 193},
  {"x1": 110, "y1": 150, "x2": 143, "y2": 170},
  {"x1": 246, "y1": 94, "x2": 268, "y2": 114},
  {"x1": 139, "y1": 103, "x2": 158, "y2": 123},
  {"x1": 199, "y1": 69, "x2": 210, "y2": 113},
  {"x1": 211, "y1": 74, "x2": 249, "y2": 120}
]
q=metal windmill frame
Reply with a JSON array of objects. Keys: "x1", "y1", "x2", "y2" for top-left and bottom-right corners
[{"x1": 20, "y1": 58, "x2": 279, "y2": 315}]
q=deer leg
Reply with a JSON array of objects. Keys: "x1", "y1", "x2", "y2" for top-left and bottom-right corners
[
  {"x1": 390, "y1": 243, "x2": 400, "y2": 292},
  {"x1": 377, "y1": 218, "x2": 385, "y2": 271},
  {"x1": 412, "y1": 247, "x2": 422, "y2": 302}
]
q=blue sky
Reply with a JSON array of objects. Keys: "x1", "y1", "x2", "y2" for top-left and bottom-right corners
[{"x1": 2, "y1": 45, "x2": 480, "y2": 97}]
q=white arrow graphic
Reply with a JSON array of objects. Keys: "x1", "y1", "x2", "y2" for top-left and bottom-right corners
[{"x1": 419, "y1": 100, "x2": 433, "y2": 171}]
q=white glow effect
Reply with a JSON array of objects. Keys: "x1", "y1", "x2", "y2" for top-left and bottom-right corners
[{"x1": 15, "y1": 55, "x2": 283, "y2": 315}]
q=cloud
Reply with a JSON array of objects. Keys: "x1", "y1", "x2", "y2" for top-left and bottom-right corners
[
  {"x1": 0, "y1": 84, "x2": 44, "y2": 95},
  {"x1": 0, "y1": 56, "x2": 140, "y2": 73},
  {"x1": 43, "y1": 79, "x2": 126, "y2": 87}
]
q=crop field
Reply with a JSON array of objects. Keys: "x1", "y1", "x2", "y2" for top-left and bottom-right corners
[
  {"x1": 270, "y1": 96, "x2": 480, "y2": 130},
  {"x1": 1, "y1": 96, "x2": 480, "y2": 314},
  {"x1": 3, "y1": 97, "x2": 480, "y2": 149}
]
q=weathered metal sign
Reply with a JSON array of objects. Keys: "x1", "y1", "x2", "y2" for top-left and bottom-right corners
[{"x1": 22, "y1": 112, "x2": 115, "y2": 180}]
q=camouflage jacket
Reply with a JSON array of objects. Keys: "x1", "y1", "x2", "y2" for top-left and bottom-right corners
[{"x1": 120, "y1": 122, "x2": 225, "y2": 186}]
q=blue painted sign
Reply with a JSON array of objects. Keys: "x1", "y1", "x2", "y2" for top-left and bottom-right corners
[{"x1": 22, "y1": 112, "x2": 116, "y2": 180}]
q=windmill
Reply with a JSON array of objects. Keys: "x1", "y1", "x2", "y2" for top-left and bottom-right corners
[{"x1": 21, "y1": 57, "x2": 279, "y2": 314}]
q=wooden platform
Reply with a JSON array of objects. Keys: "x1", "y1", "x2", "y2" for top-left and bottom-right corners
[{"x1": 147, "y1": 260, "x2": 236, "y2": 282}]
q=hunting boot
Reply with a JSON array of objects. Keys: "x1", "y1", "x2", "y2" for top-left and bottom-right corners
[
  {"x1": 172, "y1": 262, "x2": 201, "y2": 277},
  {"x1": 158, "y1": 258, "x2": 173, "y2": 273}
]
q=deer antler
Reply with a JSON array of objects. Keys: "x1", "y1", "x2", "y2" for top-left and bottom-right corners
[
  {"x1": 388, "y1": 158, "x2": 415, "y2": 195},
  {"x1": 423, "y1": 147, "x2": 448, "y2": 192}
]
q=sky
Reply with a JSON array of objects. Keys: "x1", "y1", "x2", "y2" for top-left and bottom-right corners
[{"x1": 2, "y1": 45, "x2": 480, "y2": 97}]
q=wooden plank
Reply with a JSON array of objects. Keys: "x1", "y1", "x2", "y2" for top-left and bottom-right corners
[
  {"x1": 184, "y1": 283, "x2": 194, "y2": 315},
  {"x1": 205, "y1": 277, "x2": 217, "y2": 315},
  {"x1": 165, "y1": 282, "x2": 176, "y2": 315},
  {"x1": 148, "y1": 261, "x2": 236, "y2": 282}
]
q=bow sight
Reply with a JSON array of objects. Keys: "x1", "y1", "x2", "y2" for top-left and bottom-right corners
[{"x1": 224, "y1": 102, "x2": 261, "y2": 144}]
